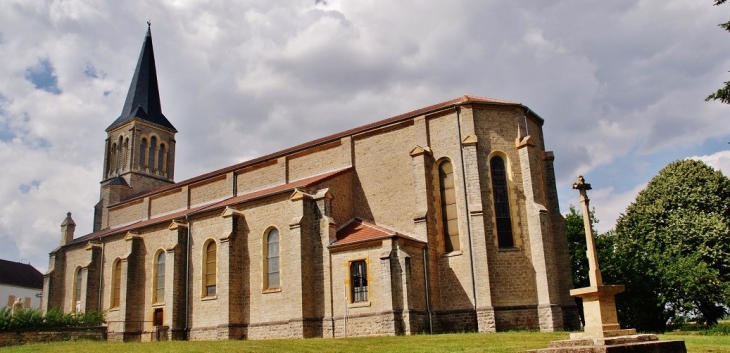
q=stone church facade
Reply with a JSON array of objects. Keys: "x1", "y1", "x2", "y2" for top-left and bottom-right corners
[{"x1": 42, "y1": 27, "x2": 579, "y2": 341}]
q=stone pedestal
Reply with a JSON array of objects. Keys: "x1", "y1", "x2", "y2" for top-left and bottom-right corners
[
  {"x1": 569, "y1": 285, "x2": 628, "y2": 338},
  {"x1": 528, "y1": 334, "x2": 687, "y2": 352}
]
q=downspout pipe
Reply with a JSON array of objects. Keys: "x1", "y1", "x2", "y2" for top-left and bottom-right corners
[
  {"x1": 98, "y1": 239, "x2": 105, "y2": 311},
  {"x1": 453, "y1": 104, "x2": 479, "y2": 321},
  {"x1": 184, "y1": 214, "x2": 191, "y2": 338},
  {"x1": 422, "y1": 246, "x2": 433, "y2": 334}
]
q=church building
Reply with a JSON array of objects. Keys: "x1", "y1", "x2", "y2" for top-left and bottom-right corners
[{"x1": 43, "y1": 26, "x2": 579, "y2": 341}]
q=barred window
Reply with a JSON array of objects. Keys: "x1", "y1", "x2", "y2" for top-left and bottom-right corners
[
  {"x1": 491, "y1": 156, "x2": 514, "y2": 248},
  {"x1": 266, "y1": 229, "x2": 280, "y2": 289},
  {"x1": 204, "y1": 241, "x2": 217, "y2": 296},
  {"x1": 350, "y1": 260, "x2": 368, "y2": 303},
  {"x1": 154, "y1": 251, "x2": 165, "y2": 303},
  {"x1": 438, "y1": 160, "x2": 460, "y2": 252}
]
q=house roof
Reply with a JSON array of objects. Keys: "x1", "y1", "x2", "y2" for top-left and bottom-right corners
[
  {"x1": 107, "y1": 25, "x2": 176, "y2": 132},
  {"x1": 122, "y1": 94, "x2": 532, "y2": 204},
  {"x1": 69, "y1": 167, "x2": 351, "y2": 246},
  {"x1": 0, "y1": 259, "x2": 43, "y2": 290},
  {"x1": 330, "y1": 218, "x2": 424, "y2": 248}
]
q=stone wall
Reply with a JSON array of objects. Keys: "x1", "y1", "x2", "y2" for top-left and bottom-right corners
[{"x1": 0, "y1": 327, "x2": 107, "y2": 347}]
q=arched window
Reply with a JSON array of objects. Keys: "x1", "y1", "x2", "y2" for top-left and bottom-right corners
[
  {"x1": 265, "y1": 229, "x2": 280, "y2": 289},
  {"x1": 117, "y1": 136, "x2": 124, "y2": 171},
  {"x1": 112, "y1": 260, "x2": 122, "y2": 308},
  {"x1": 149, "y1": 136, "x2": 157, "y2": 170},
  {"x1": 122, "y1": 138, "x2": 129, "y2": 169},
  {"x1": 74, "y1": 267, "x2": 82, "y2": 311},
  {"x1": 110, "y1": 143, "x2": 117, "y2": 173},
  {"x1": 157, "y1": 144, "x2": 165, "y2": 172},
  {"x1": 154, "y1": 251, "x2": 165, "y2": 303},
  {"x1": 438, "y1": 160, "x2": 460, "y2": 252},
  {"x1": 139, "y1": 138, "x2": 147, "y2": 169},
  {"x1": 491, "y1": 156, "x2": 514, "y2": 248},
  {"x1": 204, "y1": 241, "x2": 217, "y2": 296}
]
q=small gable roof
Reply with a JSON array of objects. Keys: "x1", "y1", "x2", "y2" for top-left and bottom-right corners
[
  {"x1": 330, "y1": 218, "x2": 424, "y2": 249},
  {"x1": 0, "y1": 259, "x2": 43, "y2": 290}
]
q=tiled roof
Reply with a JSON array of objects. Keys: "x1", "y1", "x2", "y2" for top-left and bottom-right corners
[
  {"x1": 331, "y1": 218, "x2": 424, "y2": 248},
  {"x1": 69, "y1": 168, "x2": 351, "y2": 246},
  {"x1": 0, "y1": 259, "x2": 43, "y2": 289},
  {"x1": 123, "y1": 94, "x2": 529, "y2": 203},
  {"x1": 107, "y1": 26, "x2": 176, "y2": 132}
]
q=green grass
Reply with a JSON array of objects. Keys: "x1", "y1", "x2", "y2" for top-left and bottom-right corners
[{"x1": 1, "y1": 331, "x2": 729, "y2": 352}]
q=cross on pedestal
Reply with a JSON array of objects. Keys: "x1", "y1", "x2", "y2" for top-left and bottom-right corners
[{"x1": 569, "y1": 175, "x2": 635, "y2": 339}]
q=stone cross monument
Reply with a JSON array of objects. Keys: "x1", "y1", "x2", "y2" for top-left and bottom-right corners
[
  {"x1": 570, "y1": 175, "x2": 634, "y2": 338},
  {"x1": 528, "y1": 176, "x2": 686, "y2": 352}
]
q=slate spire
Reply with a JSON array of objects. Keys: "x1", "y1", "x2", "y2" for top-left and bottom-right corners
[{"x1": 107, "y1": 24, "x2": 176, "y2": 131}]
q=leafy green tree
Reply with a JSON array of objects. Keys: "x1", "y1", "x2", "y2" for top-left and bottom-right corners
[
  {"x1": 707, "y1": 0, "x2": 730, "y2": 103},
  {"x1": 565, "y1": 206, "x2": 617, "y2": 326},
  {"x1": 614, "y1": 159, "x2": 730, "y2": 330},
  {"x1": 566, "y1": 205, "x2": 598, "y2": 289}
]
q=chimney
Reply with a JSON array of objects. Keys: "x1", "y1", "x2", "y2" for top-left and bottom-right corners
[{"x1": 60, "y1": 212, "x2": 76, "y2": 246}]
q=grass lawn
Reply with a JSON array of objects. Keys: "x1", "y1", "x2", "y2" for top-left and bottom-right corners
[{"x1": 0, "y1": 331, "x2": 728, "y2": 352}]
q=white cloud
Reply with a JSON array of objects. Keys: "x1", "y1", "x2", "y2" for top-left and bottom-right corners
[{"x1": 689, "y1": 150, "x2": 730, "y2": 177}]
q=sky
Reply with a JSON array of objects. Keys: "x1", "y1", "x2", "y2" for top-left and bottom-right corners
[{"x1": 1, "y1": 0, "x2": 729, "y2": 273}]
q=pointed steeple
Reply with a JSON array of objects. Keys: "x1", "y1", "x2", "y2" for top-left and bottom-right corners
[{"x1": 107, "y1": 24, "x2": 176, "y2": 132}]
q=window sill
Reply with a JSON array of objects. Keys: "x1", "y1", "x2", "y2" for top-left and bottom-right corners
[
  {"x1": 109, "y1": 307, "x2": 119, "y2": 312},
  {"x1": 348, "y1": 301, "x2": 371, "y2": 309},
  {"x1": 498, "y1": 247, "x2": 521, "y2": 252},
  {"x1": 262, "y1": 288, "x2": 281, "y2": 294},
  {"x1": 201, "y1": 295, "x2": 218, "y2": 301},
  {"x1": 151, "y1": 302, "x2": 165, "y2": 307},
  {"x1": 441, "y1": 250, "x2": 463, "y2": 257}
]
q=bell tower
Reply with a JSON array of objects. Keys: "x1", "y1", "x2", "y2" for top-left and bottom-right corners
[{"x1": 94, "y1": 23, "x2": 177, "y2": 231}]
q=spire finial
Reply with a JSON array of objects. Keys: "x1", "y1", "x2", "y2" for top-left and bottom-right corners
[{"x1": 147, "y1": 20, "x2": 151, "y2": 28}]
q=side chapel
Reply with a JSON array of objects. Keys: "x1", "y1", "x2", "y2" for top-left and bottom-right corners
[{"x1": 43, "y1": 26, "x2": 580, "y2": 341}]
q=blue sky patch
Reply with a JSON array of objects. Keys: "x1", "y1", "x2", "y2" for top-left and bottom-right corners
[
  {"x1": 24, "y1": 59, "x2": 61, "y2": 95},
  {"x1": 18, "y1": 180, "x2": 41, "y2": 194},
  {"x1": 84, "y1": 63, "x2": 98, "y2": 78}
]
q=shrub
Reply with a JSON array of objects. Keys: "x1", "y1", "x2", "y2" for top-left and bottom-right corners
[{"x1": 0, "y1": 307, "x2": 105, "y2": 331}]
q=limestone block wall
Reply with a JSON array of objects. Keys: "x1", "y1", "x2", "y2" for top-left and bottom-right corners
[
  {"x1": 352, "y1": 123, "x2": 415, "y2": 233},
  {"x1": 329, "y1": 245, "x2": 385, "y2": 337},
  {"x1": 189, "y1": 175, "x2": 230, "y2": 207},
  {"x1": 425, "y1": 110, "x2": 476, "y2": 317},
  {"x1": 235, "y1": 196, "x2": 301, "y2": 339},
  {"x1": 472, "y1": 107, "x2": 540, "y2": 311},
  {"x1": 236, "y1": 159, "x2": 284, "y2": 195},
  {"x1": 313, "y1": 171, "x2": 354, "y2": 226},
  {"x1": 288, "y1": 141, "x2": 346, "y2": 182},
  {"x1": 149, "y1": 189, "x2": 186, "y2": 216},
  {"x1": 109, "y1": 200, "x2": 145, "y2": 228}
]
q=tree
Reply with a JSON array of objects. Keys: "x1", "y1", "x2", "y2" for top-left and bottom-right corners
[
  {"x1": 613, "y1": 159, "x2": 730, "y2": 330},
  {"x1": 566, "y1": 205, "x2": 593, "y2": 289},
  {"x1": 566, "y1": 206, "x2": 616, "y2": 326},
  {"x1": 706, "y1": 0, "x2": 730, "y2": 103}
]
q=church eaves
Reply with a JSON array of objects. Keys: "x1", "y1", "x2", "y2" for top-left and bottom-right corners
[{"x1": 107, "y1": 25, "x2": 176, "y2": 132}]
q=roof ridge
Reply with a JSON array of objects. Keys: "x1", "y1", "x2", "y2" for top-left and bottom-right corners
[{"x1": 120, "y1": 95, "x2": 525, "y2": 202}]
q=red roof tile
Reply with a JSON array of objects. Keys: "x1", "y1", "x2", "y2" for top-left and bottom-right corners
[
  {"x1": 121, "y1": 95, "x2": 530, "y2": 203},
  {"x1": 331, "y1": 218, "x2": 424, "y2": 248},
  {"x1": 69, "y1": 168, "x2": 351, "y2": 246}
]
